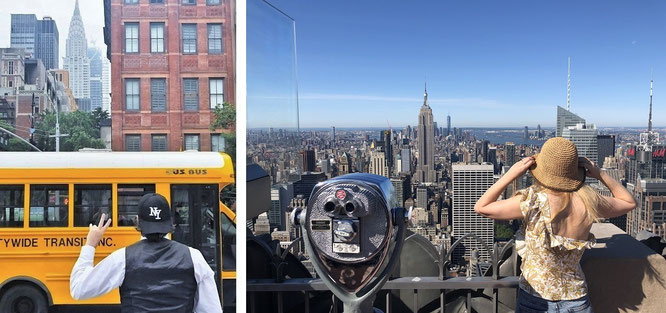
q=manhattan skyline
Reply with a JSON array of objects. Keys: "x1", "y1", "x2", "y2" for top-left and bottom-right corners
[{"x1": 251, "y1": 0, "x2": 666, "y2": 128}]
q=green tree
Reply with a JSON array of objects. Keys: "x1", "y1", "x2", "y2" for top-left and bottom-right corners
[
  {"x1": 91, "y1": 107, "x2": 110, "y2": 131},
  {"x1": 210, "y1": 102, "x2": 236, "y2": 163},
  {"x1": 0, "y1": 121, "x2": 34, "y2": 151},
  {"x1": 34, "y1": 110, "x2": 105, "y2": 151},
  {"x1": 494, "y1": 222, "x2": 515, "y2": 239}
]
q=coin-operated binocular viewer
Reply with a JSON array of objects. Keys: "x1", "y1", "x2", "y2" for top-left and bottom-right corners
[{"x1": 291, "y1": 173, "x2": 407, "y2": 313}]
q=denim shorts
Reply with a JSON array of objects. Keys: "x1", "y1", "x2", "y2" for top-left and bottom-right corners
[{"x1": 515, "y1": 288, "x2": 594, "y2": 313}]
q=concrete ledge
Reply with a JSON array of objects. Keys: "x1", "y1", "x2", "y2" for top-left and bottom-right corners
[{"x1": 583, "y1": 223, "x2": 666, "y2": 313}]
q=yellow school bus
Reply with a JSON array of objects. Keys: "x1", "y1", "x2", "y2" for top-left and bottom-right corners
[{"x1": 0, "y1": 151, "x2": 236, "y2": 312}]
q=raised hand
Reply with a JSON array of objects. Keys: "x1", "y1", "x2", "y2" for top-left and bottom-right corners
[
  {"x1": 506, "y1": 156, "x2": 535, "y2": 180},
  {"x1": 578, "y1": 157, "x2": 601, "y2": 180},
  {"x1": 86, "y1": 213, "x2": 112, "y2": 248}
]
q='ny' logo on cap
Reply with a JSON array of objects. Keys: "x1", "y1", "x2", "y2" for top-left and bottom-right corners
[{"x1": 149, "y1": 207, "x2": 162, "y2": 220}]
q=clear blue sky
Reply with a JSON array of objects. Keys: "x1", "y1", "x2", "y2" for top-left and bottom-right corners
[{"x1": 250, "y1": 0, "x2": 666, "y2": 128}]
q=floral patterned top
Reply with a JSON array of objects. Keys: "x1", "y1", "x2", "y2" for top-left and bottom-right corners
[{"x1": 514, "y1": 186, "x2": 596, "y2": 301}]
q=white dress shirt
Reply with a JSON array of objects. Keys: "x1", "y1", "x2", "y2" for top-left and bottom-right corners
[{"x1": 70, "y1": 240, "x2": 223, "y2": 313}]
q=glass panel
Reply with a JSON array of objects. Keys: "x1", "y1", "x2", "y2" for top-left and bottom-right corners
[
  {"x1": 74, "y1": 185, "x2": 112, "y2": 227},
  {"x1": 211, "y1": 134, "x2": 225, "y2": 152},
  {"x1": 185, "y1": 134, "x2": 200, "y2": 151},
  {"x1": 207, "y1": 0, "x2": 221, "y2": 4},
  {"x1": 222, "y1": 279, "x2": 236, "y2": 312},
  {"x1": 183, "y1": 78, "x2": 199, "y2": 111},
  {"x1": 150, "y1": 0, "x2": 164, "y2": 3},
  {"x1": 221, "y1": 213, "x2": 235, "y2": 270},
  {"x1": 207, "y1": 24, "x2": 223, "y2": 54},
  {"x1": 151, "y1": 135, "x2": 168, "y2": 151},
  {"x1": 150, "y1": 23, "x2": 165, "y2": 53},
  {"x1": 118, "y1": 184, "x2": 155, "y2": 227},
  {"x1": 125, "y1": 23, "x2": 139, "y2": 53},
  {"x1": 126, "y1": 135, "x2": 141, "y2": 151},
  {"x1": 29, "y1": 185, "x2": 68, "y2": 227},
  {"x1": 151, "y1": 78, "x2": 166, "y2": 111},
  {"x1": 171, "y1": 184, "x2": 220, "y2": 274},
  {"x1": 209, "y1": 78, "x2": 224, "y2": 108},
  {"x1": 125, "y1": 79, "x2": 140, "y2": 110},
  {"x1": 247, "y1": 0, "x2": 301, "y2": 181},
  {"x1": 0, "y1": 185, "x2": 24, "y2": 228},
  {"x1": 182, "y1": 0, "x2": 196, "y2": 4},
  {"x1": 182, "y1": 24, "x2": 197, "y2": 54}
]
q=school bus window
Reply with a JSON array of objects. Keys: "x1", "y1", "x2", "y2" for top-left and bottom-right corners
[
  {"x1": 74, "y1": 184, "x2": 112, "y2": 227},
  {"x1": 0, "y1": 185, "x2": 24, "y2": 227},
  {"x1": 29, "y1": 184, "x2": 68, "y2": 227},
  {"x1": 117, "y1": 184, "x2": 155, "y2": 226}
]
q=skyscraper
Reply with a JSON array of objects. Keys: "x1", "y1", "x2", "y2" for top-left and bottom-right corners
[
  {"x1": 301, "y1": 149, "x2": 316, "y2": 172},
  {"x1": 416, "y1": 85, "x2": 435, "y2": 183},
  {"x1": 88, "y1": 48, "x2": 103, "y2": 112},
  {"x1": 562, "y1": 123, "x2": 598, "y2": 182},
  {"x1": 10, "y1": 14, "x2": 59, "y2": 70},
  {"x1": 505, "y1": 142, "x2": 516, "y2": 167},
  {"x1": 369, "y1": 149, "x2": 388, "y2": 177},
  {"x1": 452, "y1": 164, "x2": 494, "y2": 261},
  {"x1": 400, "y1": 147, "x2": 411, "y2": 174},
  {"x1": 556, "y1": 106, "x2": 585, "y2": 137},
  {"x1": 382, "y1": 130, "x2": 393, "y2": 175},
  {"x1": 63, "y1": 0, "x2": 91, "y2": 99},
  {"x1": 446, "y1": 114, "x2": 451, "y2": 136},
  {"x1": 597, "y1": 135, "x2": 616, "y2": 166}
]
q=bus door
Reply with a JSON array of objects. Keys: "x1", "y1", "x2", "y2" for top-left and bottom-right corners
[{"x1": 170, "y1": 185, "x2": 222, "y2": 288}]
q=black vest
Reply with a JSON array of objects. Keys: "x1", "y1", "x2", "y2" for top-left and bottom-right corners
[{"x1": 119, "y1": 239, "x2": 197, "y2": 313}]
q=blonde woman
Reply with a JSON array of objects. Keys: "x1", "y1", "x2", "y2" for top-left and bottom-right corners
[{"x1": 474, "y1": 137, "x2": 636, "y2": 313}]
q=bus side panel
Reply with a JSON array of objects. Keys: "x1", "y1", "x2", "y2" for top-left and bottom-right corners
[{"x1": 0, "y1": 230, "x2": 140, "y2": 305}]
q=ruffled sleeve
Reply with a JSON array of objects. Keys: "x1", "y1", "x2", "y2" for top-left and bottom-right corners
[{"x1": 514, "y1": 186, "x2": 537, "y2": 219}]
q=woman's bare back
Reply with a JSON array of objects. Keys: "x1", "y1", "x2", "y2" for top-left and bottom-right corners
[{"x1": 546, "y1": 192, "x2": 593, "y2": 241}]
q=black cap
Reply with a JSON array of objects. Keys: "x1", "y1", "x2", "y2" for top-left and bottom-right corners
[{"x1": 137, "y1": 193, "x2": 174, "y2": 235}]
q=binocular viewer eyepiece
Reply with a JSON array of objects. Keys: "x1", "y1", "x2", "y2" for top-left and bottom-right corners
[{"x1": 292, "y1": 173, "x2": 407, "y2": 313}]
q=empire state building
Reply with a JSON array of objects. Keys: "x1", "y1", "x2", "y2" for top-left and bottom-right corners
[{"x1": 417, "y1": 85, "x2": 436, "y2": 183}]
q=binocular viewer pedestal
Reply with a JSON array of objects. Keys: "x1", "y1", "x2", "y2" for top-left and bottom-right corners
[{"x1": 291, "y1": 173, "x2": 408, "y2": 313}]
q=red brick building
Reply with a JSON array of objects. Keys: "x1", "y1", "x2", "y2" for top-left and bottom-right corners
[{"x1": 104, "y1": 0, "x2": 235, "y2": 151}]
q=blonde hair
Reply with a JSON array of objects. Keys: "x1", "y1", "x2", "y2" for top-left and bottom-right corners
[{"x1": 533, "y1": 183, "x2": 605, "y2": 223}]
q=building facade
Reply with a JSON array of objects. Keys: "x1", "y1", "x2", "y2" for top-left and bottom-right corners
[
  {"x1": 452, "y1": 164, "x2": 494, "y2": 261},
  {"x1": 597, "y1": 134, "x2": 615, "y2": 166},
  {"x1": 369, "y1": 149, "x2": 388, "y2": 177},
  {"x1": 104, "y1": 0, "x2": 235, "y2": 151},
  {"x1": 562, "y1": 123, "x2": 598, "y2": 183},
  {"x1": 417, "y1": 87, "x2": 435, "y2": 183}
]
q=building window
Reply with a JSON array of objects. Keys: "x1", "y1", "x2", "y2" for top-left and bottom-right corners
[
  {"x1": 29, "y1": 185, "x2": 68, "y2": 227},
  {"x1": 150, "y1": 0, "x2": 164, "y2": 3},
  {"x1": 184, "y1": 134, "x2": 200, "y2": 151},
  {"x1": 74, "y1": 185, "x2": 112, "y2": 227},
  {"x1": 183, "y1": 78, "x2": 199, "y2": 111},
  {"x1": 206, "y1": 0, "x2": 221, "y2": 4},
  {"x1": 151, "y1": 78, "x2": 166, "y2": 112},
  {"x1": 125, "y1": 79, "x2": 140, "y2": 111},
  {"x1": 150, "y1": 23, "x2": 165, "y2": 53},
  {"x1": 152, "y1": 134, "x2": 168, "y2": 151},
  {"x1": 125, "y1": 23, "x2": 139, "y2": 53},
  {"x1": 125, "y1": 134, "x2": 141, "y2": 151},
  {"x1": 8, "y1": 62, "x2": 13, "y2": 75},
  {"x1": 182, "y1": 0, "x2": 196, "y2": 4},
  {"x1": 207, "y1": 24, "x2": 223, "y2": 54},
  {"x1": 182, "y1": 24, "x2": 197, "y2": 54},
  {"x1": 211, "y1": 134, "x2": 225, "y2": 152},
  {"x1": 125, "y1": 0, "x2": 139, "y2": 4},
  {"x1": 209, "y1": 78, "x2": 224, "y2": 108}
]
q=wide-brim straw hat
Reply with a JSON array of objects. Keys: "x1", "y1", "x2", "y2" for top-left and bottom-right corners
[{"x1": 529, "y1": 137, "x2": 586, "y2": 192}]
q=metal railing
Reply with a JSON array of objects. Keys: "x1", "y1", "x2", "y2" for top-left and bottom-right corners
[{"x1": 247, "y1": 235, "x2": 519, "y2": 313}]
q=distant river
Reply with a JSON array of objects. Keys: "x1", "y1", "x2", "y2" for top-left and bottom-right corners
[{"x1": 464, "y1": 128, "x2": 549, "y2": 147}]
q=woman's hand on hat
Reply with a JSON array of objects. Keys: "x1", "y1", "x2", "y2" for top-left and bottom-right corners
[
  {"x1": 86, "y1": 213, "x2": 112, "y2": 248},
  {"x1": 507, "y1": 156, "x2": 535, "y2": 180},
  {"x1": 579, "y1": 157, "x2": 602, "y2": 180}
]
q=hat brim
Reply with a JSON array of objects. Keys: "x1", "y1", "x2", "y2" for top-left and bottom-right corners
[
  {"x1": 139, "y1": 219, "x2": 175, "y2": 235},
  {"x1": 529, "y1": 153, "x2": 586, "y2": 192}
]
